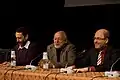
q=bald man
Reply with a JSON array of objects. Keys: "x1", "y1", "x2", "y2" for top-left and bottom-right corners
[
  {"x1": 74, "y1": 29, "x2": 120, "y2": 72},
  {"x1": 94, "y1": 29, "x2": 109, "y2": 50},
  {"x1": 47, "y1": 31, "x2": 76, "y2": 68}
]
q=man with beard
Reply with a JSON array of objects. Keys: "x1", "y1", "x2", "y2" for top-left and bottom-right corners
[
  {"x1": 74, "y1": 29, "x2": 120, "y2": 72},
  {"x1": 11, "y1": 27, "x2": 41, "y2": 66},
  {"x1": 47, "y1": 31, "x2": 76, "y2": 68}
]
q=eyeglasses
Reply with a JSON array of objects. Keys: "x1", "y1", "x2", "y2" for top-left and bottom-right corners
[{"x1": 93, "y1": 37, "x2": 106, "y2": 40}]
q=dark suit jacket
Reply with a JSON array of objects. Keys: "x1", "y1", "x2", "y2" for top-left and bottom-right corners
[
  {"x1": 75, "y1": 46, "x2": 120, "y2": 71},
  {"x1": 47, "y1": 42, "x2": 76, "y2": 68},
  {"x1": 13, "y1": 41, "x2": 42, "y2": 66}
]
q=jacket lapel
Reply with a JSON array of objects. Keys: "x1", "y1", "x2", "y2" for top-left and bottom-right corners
[
  {"x1": 51, "y1": 46, "x2": 57, "y2": 63},
  {"x1": 91, "y1": 49, "x2": 98, "y2": 66}
]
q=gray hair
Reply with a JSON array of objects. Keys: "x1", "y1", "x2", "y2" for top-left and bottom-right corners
[{"x1": 54, "y1": 31, "x2": 68, "y2": 42}]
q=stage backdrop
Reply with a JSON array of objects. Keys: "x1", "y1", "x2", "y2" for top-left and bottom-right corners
[{"x1": 65, "y1": 0, "x2": 120, "y2": 7}]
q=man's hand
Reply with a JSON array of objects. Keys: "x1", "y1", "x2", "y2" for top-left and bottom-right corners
[
  {"x1": 1, "y1": 61, "x2": 10, "y2": 66},
  {"x1": 66, "y1": 65, "x2": 75, "y2": 69},
  {"x1": 73, "y1": 67, "x2": 89, "y2": 73}
]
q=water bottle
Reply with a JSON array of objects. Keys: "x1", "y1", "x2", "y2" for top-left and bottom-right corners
[
  {"x1": 42, "y1": 52, "x2": 49, "y2": 69},
  {"x1": 38, "y1": 52, "x2": 55, "y2": 70},
  {"x1": 11, "y1": 50, "x2": 16, "y2": 67}
]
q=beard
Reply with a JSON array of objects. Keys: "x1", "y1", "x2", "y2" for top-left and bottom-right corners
[
  {"x1": 54, "y1": 44, "x2": 62, "y2": 48},
  {"x1": 54, "y1": 41, "x2": 67, "y2": 49},
  {"x1": 94, "y1": 44, "x2": 107, "y2": 51},
  {"x1": 54, "y1": 43, "x2": 64, "y2": 49}
]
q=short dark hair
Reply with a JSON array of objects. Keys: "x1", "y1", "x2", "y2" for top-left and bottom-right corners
[{"x1": 16, "y1": 27, "x2": 29, "y2": 36}]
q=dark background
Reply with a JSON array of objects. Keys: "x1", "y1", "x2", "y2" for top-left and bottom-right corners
[{"x1": 0, "y1": 1, "x2": 120, "y2": 52}]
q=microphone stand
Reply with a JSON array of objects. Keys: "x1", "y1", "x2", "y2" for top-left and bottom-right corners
[
  {"x1": 25, "y1": 53, "x2": 43, "y2": 71},
  {"x1": 110, "y1": 57, "x2": 120, "y2": 71},
  {"x1": 105, "y1": 57, "x2": 120, "y2": 77}
]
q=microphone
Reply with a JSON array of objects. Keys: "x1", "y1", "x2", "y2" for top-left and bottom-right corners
[
  {"x1": 60, "y1": 63, "x2": 68, "y2": 73},
  {"x1": 77, "y1": 49, "x2": 87, "y2": 56},
  {"x1": 110, "y1": 57, "x2": 120, "y2": 71},
  {"x1": 0, "y1": 48, "x2": 10, "y2": 53},
  {"x1": 25, "y1": 53, "x2": 43, "y2": 70},
  {"x1": 105, "y1": 57, "x2": 120, "y2": 77},
  {"x1": 60, "y1": 62, "x2": 74, "y2": 74},
  {"x1": 30, "y1": 53, "x2": 43, "y2": 65},
  {"x1": 76, "y1": 49, "x2": 87, "y2": 60},
  {"x1": 80, "y1": 49, "x2": 87, "y2": 54},
  {"x1": 0, "y1": 48, "x2": 10, "y2": 60},
  {"x1": 81, "y1": 49, "x2": 87, "y2": 53}
]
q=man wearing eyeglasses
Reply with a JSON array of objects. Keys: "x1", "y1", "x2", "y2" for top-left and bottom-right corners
[{"x1": 74, "y1": 29, "x2": 120, "y2": 72}]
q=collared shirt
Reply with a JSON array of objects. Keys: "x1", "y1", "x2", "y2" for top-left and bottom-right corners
[{"x1": 18, "y1": 41, "x2": 30, "y2": 50}]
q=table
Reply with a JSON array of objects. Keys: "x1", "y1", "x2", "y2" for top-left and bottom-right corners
[{"x1": 0, "y1": 65, "x2": 119, "y2": 80}]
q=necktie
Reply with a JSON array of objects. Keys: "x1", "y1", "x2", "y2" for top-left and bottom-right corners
[{"x1": 97, "y1": 51, "x2": 103, "y2": 65}]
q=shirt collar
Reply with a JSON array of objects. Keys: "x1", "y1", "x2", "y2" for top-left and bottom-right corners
[
  {"x1": 18, "y1": 41, "x2": 30, "y2": 50},
  {"x1": 99, "y1": 47, "x2": 107, "y2": 55}
]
